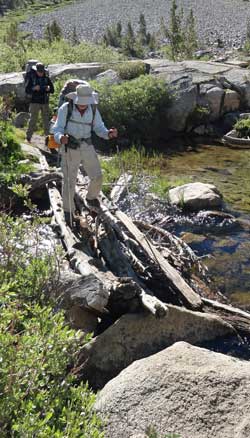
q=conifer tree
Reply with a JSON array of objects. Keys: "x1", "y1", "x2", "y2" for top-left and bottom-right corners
[
  {"x1": 138, "y1": 13, "x2": 147, "y2": 45},
  {"x1": 185, "y1": 9, "x2": 198, "y2": 57}
]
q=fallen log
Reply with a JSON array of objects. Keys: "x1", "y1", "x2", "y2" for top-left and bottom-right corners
[
  {"x1": 74, "y1": 174, "x2": 202, "y2": 310},
  {"x1": 202, "y1": 297, "x2": 250, "y2": 334},
  {"x1": 40, "y1": 159, "x2": 169, "y2": 317},
  {"x1": 115, "y1": 210, "x2": 202, "y2": 310}
]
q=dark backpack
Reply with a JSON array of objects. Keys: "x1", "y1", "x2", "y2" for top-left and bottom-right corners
[{"x1": 24, "y1": 60, "x2": 49, "y2": 101}]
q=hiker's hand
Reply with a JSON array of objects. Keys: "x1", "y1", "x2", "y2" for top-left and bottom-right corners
[
  {"x1": 45, "y1": 85, "x2": 50, "y2": 92},
  {"x1": 60, "y1": 135, "x2": 69, "y2": 145},
  {"x1": 33, "y1": 85, "x2": 40, "y2": 91},
  {"x1": 108, "y1": 128, "x2": 118, "y2": 139}
]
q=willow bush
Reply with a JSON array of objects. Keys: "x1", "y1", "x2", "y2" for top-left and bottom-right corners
[
  {"x1": 93, "y1": 75, "x2": 172, "y2": 144},
  {"x1": 0, "y1": 215, "x2": 103, "y2": 437}
]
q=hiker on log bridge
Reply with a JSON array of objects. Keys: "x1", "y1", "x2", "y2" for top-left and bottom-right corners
[{"x1": 53, "y1": 82, "x2": 118, "y2": 226}]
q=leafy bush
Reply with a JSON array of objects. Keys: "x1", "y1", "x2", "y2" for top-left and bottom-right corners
[
  {"x1": 0, "y1": 117, "x2": 32, "y2": 184},
  {"x1": 186, "y1": 105, "x2": 210, "y2": 127},
  {"x1": 234, "y1": 118, "x2": 250, "y2": 138},
  {"x1": 0, "y1": 215, "x2": 103, "y2": 437},
  {"x1": 114, "y1": 61, "x2": 147, "y2": 80},
  {"x1": 93, "y1": 75, "x2": 172, "y2": 144}
]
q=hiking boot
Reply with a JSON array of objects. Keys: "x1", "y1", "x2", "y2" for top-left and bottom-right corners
[
  {"x1": 85, "y1": 198, "x2": 101, "y2": 211},
  {"x1": 26, "y1": 136, "x2": 31, "y2": 143}
]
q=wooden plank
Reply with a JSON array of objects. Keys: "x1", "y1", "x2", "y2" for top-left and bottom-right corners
[{"x1": 115, "y1": 210, "x2": 202, "y2": 310}]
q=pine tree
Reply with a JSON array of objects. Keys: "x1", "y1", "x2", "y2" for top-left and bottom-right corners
[
  {"x1": 169, "y1": 0, "x2": 184, "y2": 59},
  {"x1": 138, "y1": 13, "x2": 147, "y2": 45},
  {"x1": 185, "y1": 9, "x2": 198, "y2": 57},
  {"x1": 44, "y1": 20, "x2": 62, "y2": 44},
  {"x1": 72, "y1": 26, "x2": 79, "y2": 45}
]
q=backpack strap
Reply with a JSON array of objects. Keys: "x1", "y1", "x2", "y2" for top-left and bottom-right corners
[
  {"x1": 91, "y1": 104, "x2": 97, "y2": 132},
  {"x1": 64, "y1": 102, "x2": 97, "y2": 132}
]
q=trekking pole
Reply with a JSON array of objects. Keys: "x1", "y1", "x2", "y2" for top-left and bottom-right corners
[{"x1": 65, "y1": 143, "x2": 73, "y2": 228}]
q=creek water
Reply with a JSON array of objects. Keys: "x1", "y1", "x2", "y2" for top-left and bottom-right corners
[{"x1": 164, "y1": 141, "x2": 250, "y2": 309}]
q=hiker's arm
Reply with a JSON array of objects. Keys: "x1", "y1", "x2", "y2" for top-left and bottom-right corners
[
  {"x1": 47, "y1": 78, "x2": 54, "y2": 94},
  {"x1": 53, "y1": 104, "x2": 68, "y2": 144},
  {"x1": 93, "y1": 108, "x2": 109, "y2": 139}
]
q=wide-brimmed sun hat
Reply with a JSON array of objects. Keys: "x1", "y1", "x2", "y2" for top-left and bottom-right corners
[{"x1": 66, "y1": 83, "x2": 98, "y2": 105}]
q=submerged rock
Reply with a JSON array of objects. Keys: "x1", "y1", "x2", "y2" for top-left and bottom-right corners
[{"x1": 168, "y1": 182, "x2": 223, "y2": 211}]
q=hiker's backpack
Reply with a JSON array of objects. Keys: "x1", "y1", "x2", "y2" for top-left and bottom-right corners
[
  {"x1": 24, "y1": 60, "x2": 49, "y2": 101},
  {"x1": 57, "y1": 79, "x2": 88, "y2": 109}
]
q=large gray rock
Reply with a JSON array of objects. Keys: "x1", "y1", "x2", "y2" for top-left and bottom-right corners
[
  {"x1": 0, "y1": 63, "x2": 105, "y2": 106},
  {"x1": 13, "y1": 111, "x2": 30, "y2": 128},
  {"x1": 56, "y1": 269, "x2": 109, "y2": 313},
  {"x1": 95, "y1": 341, "x2": 250, "y2": 438},
  {"x1": 166, "y1": 80, "x2": 197, "y2": 132},
  {"x1": 223, "y1": 89, "x2": 241, "y2": 113},
  {"x1": 206, "y1": 86, "x2": 225, "y2": 120},
  {"x1": 168, "y1": 182, "x2": 223, "y2": 210},
  {"x1": 78, "y1": 305, "x2": 233, "y2": 389},
  {"x1": 96, "y1": 69, "x2": 121, "y2": 85}
]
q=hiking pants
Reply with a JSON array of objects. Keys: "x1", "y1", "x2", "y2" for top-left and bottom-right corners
[
  {"x1": 61, "y1": 141, "x2": 103, "y2": 213},
  {"x1": 26, "y1": 103, "x2": 50, "y2": 138}
]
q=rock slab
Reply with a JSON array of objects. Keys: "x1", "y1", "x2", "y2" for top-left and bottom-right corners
[
  {"x1": 95, "y1": 341, "x2": 250, "y2": 438},
  {"x1": 78, "y1": 305, "x2": 233, "y2": 389}
]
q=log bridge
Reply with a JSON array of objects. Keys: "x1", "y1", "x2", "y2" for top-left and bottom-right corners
[{"x1": 35, "y1": 152, "x2": 250, "y2": 336}]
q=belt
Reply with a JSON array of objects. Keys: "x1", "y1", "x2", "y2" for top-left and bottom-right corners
[
  {"x1": 79, "y1": 137, "x2": 92, "y2": 144},
  {"x1": 77, "y1": 137, "x2": 91, "y2": 142},
  {"x1": 67, "y1": 135, "x2": 92, "y2": 149}
]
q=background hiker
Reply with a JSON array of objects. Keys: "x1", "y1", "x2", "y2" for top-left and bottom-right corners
[
  {"x1": 25, "y1": 62, "x2": 54, "y2": 142},
  {"x1": 53, "y1": 82, "x2": 118, "y2": 225}
]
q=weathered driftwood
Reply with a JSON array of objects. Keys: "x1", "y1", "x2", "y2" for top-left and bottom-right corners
[
  {"x1": 202, "y1": 297, "x2": 250, "y2": 334},
  {"x1": 115, "y1": 210, "x2": 202, "y2": 310},
  {"x1": 110, "y1": 173, "x2": 133, "y2": 204},
  {"x1": 134, "y1": 220, "x2": 206, "y2": 276},
  {"x1": 26, "y1": 170, "x2": 62, "y2": 194},
  {"x1": 74, "y1": 177, "x2": 200, "y2": 310}
]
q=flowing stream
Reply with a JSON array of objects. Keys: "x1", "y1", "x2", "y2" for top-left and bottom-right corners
[{"x1": 163, "y1": 141, "x2": 250, "y2": 309}]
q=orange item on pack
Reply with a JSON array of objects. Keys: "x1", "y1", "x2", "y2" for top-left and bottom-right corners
[{"x1": 47, "y1": 134, "x2": 60, "y2": 149}]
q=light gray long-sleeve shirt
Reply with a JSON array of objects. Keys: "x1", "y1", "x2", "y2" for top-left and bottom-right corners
[{"x1": 53, "y1": 102, "x2": 109, "y2": 144}]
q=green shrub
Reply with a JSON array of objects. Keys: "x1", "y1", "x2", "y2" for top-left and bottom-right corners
[
  {"x1": 114, "y1": 61, "x2": 147, "y2": 80},
  {"x1": 0, "y1": 117, "x2": 33, "y2": 184},
  {"x1": 186, "y1": 105, "x2": 210, "y2": 127},
  {"x1": 234, "y1": 118, "x2": 250, "y2": 138},
  {"x1": 93, "y1": 75, "x2": 171, "y2": 144},
  {"x1": 0, "y1": 215, "x2": 104, "y2": 437},
  {"x1": 0, "y1": 31, "x2": 125, "y2": 73},
  {"x1": 101, "y1": 145, "x2": 172, "y2": 195}
]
